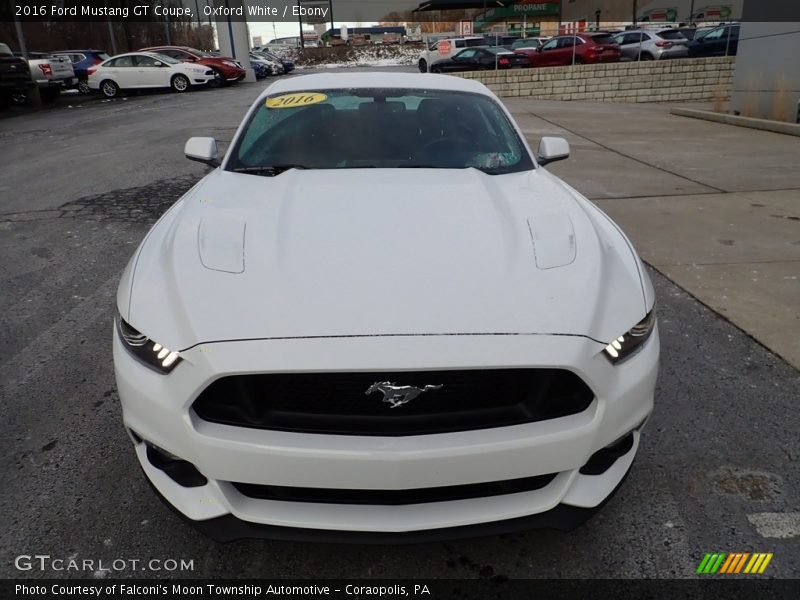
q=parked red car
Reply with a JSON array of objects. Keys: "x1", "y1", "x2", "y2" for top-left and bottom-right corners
[
  {"x1": 138, "y1": 46, "x2": 245, "y2": 86},
  {"x1": 516, "y1": 33, "x2": 621, "y2": 67}
]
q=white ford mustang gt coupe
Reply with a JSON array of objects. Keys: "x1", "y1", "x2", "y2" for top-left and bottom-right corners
[{"x1": 114, "y1": 73, "x2": 659, "y2": 542}]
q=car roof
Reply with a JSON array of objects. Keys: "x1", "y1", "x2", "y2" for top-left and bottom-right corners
[
  {"x1": 105, "y1": 52, "x2": 169, "y2": 59},
  {"x1": 622, "y1": 29, "x2": 679, "y2": 35},
  {"x1": 260, "y1": 72, "x2": 491, "y2": 98},
  {"x1": 141, "y1": 45, "x2": 192, "y2": 50},
  {"x1": 53, "y1": 49, "x2": 105, "y2": 53}
]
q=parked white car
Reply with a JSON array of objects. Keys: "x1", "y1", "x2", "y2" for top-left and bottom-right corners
[
  {"x1": 88, "y1": 52, "x2": 215, "y2": 98},
  {"x1": 114, "y1": 72, "x2": 659, "y2": 542}
]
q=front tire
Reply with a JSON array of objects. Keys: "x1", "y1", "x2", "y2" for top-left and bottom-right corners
[
  {"x1": 208, "y1": 68, "x2": 225, "y2": 88},
  {"x1": 100, "y1": 80, "x2": 119, "y2": 98},
  {"x1": 171, "y1": 74, "x2": 190, "y2": 93},
  {"x1": 418, "y1": 58, "x2": 427, "y2": 73}
]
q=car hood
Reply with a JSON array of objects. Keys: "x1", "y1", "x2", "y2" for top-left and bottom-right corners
[
  {"x1": 201, "y1": 55, "x2": 238, "y2": 64},
  {"x1": 123, "y1": 168, "x2": 648, "y2": 350}
]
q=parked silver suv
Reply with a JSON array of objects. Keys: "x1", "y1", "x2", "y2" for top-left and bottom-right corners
[{"x1": 613, "y1": 29, "x2": 689, "y2": 60}]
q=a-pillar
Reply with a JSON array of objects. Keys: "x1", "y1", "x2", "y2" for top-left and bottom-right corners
[{"x1": 214, "y1": 0, "x2": 257, "y2": 82}]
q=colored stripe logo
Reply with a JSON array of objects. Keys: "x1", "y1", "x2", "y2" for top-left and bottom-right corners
[{"x1": 696, "y1": 552, "x2": 773, "y2": 574}]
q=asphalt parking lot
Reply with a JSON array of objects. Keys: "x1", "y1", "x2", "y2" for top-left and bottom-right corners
[{"x1": 1, "y1": 76, "x2": 798, "y2": 580}]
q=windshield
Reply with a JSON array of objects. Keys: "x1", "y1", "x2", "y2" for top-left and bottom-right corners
[
  {"x1": 153, "y1": 53, "x2": 180, "y2": 64},
  {"x1": 590, "y1": 34, "x2": 617, "y2": 45},
  {"x1": 226, "y1": 88, "x2": 534, "y2": 175},
  {"x1": 658, "y1": 30, "x2": 688, "y2": 40}
]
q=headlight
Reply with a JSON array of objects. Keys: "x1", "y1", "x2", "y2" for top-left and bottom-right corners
[
  {"x1": 116, "y1": 312, "x2": 181, "y2": 373},
  {"x1": 222, "y1": 60, "x2": 238, "y2": 68},
  {"x1": 603, "y1": 305, "x2": 656, "y2": 364}
]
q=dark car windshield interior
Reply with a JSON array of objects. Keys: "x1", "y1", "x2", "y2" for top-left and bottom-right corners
[{"x1": 226, "y1": 88, "x2": 534, "y2": 175}]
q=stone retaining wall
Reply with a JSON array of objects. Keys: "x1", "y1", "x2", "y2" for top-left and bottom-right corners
[{"x1": 453, "y1": 57, "x2": 735, "y2": 103}]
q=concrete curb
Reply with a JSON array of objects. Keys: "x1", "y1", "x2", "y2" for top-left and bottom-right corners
[{"x1": 670, "y1": 107, "x2": 800, "y2": 137}]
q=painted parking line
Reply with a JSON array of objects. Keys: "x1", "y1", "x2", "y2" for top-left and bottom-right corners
[{"x1": 747, "y1": 512, "x2": 800, "y2": 538}]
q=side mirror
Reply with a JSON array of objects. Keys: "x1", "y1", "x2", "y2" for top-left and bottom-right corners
[
  {"x1": 537, "y1": 137, "x2": 570, "y2": 166},
  {"x1": 185, "y1": 137, "x2": 219, "y2": 167}
]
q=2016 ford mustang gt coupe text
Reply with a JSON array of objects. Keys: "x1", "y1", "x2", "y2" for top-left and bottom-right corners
[{"x1": 113, "y1": 73, "x2": 659, "y2": 542}]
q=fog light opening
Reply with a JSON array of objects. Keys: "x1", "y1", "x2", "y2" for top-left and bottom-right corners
[
  {"x1": 144, "y1": 442, "x2": 207, "y2": 488},
  {"x1": 579, "y1": 431, "x2": 636, "y2": 476}
]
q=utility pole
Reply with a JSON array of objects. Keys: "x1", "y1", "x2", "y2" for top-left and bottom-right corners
[
  {"x1": 11, "y1": 0, "x2": 41, "y2": 107},
  {"x1": 107, "y1": 18, "x2": 118, "y2": 54},
  {"x1": 11, "y1": 0, "x2": 28, "y2": 58},
  {"x1": 297, "y1": 0, "x2": 305, "y2": 48},
  {"x1": 162, "y1": 0, "x2": 172, "y2": 45}
]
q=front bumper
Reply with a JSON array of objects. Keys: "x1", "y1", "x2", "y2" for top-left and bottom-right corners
[{"x1": 115, "y1": 329, "x2": 658, "y2": 539}]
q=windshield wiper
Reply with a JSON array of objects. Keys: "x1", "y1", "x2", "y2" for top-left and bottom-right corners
[
  {"x1": 398, "y1": 164, "x2": 449, "y2": 169},
  {"x1": 231, "y1": 164, "x2": 307, "y2": 176},
  {"x1": 477, "y1": 165, "x2": 518, "y2": 175}
]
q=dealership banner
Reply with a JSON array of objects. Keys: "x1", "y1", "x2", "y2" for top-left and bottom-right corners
[
  {"x1": 1, "y1": 0, "x2": 799, "y2": 23},
  {"x1": 3, "y1": 579, "x2": 800, "y2": 599}
]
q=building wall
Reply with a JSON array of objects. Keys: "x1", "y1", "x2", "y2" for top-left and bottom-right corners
[
  {"x1": 453, "y1": 57, "x2": 735, "y2": 103},
  {"x1": 731, "y1": 23, "x2": 800, "y2": 123}
]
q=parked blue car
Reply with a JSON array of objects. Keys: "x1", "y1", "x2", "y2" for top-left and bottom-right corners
[
  {"x1": 688, "y1": 24, "x2": 740, "y2": 57},
  {"x1": 252, "y1": 61, "x2": 269, "y2": 79},
  {"x1": 256, "y1": 50, "x2": 294, "y2": 74},
  {"x1": 51, "y1": 49, "x2": 110, "y2": 93}
]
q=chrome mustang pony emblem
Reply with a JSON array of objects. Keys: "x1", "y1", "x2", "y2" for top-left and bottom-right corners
[{"x1": 365, "y1": 381, "x2": 443, "y2": 409}]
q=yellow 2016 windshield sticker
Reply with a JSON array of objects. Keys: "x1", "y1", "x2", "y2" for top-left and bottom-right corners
[{"x1": 266, "y1": 92, "x2": 327, "y2": 109}]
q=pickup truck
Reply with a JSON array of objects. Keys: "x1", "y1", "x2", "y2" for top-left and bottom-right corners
[
  {"x1": 18, "y1": 51, "x2": 77, "y2": 101},
  {"x1": 417, "y1": 37, "x2": 486, "y2": 72},
  {"x1": 0, "y1": 42, "x2": 31, "y2": 108}
]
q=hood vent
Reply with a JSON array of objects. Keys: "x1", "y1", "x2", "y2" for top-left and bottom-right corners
[
  {"x1": 528, "y1": 213, "x2": 576, "y2": 270},
  {"x1": 197, "y1": 216, "x2": 246, "y2": 274}
]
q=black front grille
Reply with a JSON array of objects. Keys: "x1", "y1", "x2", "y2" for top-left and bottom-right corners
[
  {"x1": 192, "y1": 368, "x2": 594, "y2": 436},
  {"x1": 231, "y1": 473, "x2": 558, "y2": 505}
]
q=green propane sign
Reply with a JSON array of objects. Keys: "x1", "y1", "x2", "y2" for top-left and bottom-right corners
[{"x1": 474, "y1": 2, "x2": 561, "y2": 29}]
